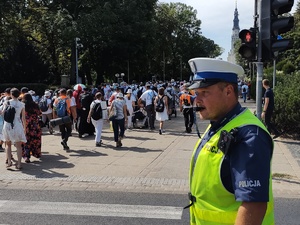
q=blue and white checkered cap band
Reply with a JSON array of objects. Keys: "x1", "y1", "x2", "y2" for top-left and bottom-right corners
[{"x1": 194, "y1": 71, "x2": 238, "y2": 83}]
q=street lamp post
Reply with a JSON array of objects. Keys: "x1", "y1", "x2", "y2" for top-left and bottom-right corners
[
  {"x1": 115, "y1": 73, "x2": 125, "y2": 83},
  {"x1": 75, "y1": 37, "x2": 83, "y2": 84}
]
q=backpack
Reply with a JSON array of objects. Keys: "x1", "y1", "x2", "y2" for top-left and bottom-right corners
[
  {"x1": 4, "y1": 101, "x2": 16, "y2": 128},
  {"x1": 39, "y1": 96, "x2": 48, "y2": 112},
  {"x1": 56, "y1": 98, "x2": 67, "y2": 117},
  {"x1": 183, "y1": 94, "x2": 191, "y2": 106},
  {"x1": 155, "y1": 95, "x2": 165, "y2": 112},
  {"x1": 242, "y1": 87, "x2": 246, "y2": 93},
  {"x1": 91, "y1": 101, "x2": 103, "y2": 120}
]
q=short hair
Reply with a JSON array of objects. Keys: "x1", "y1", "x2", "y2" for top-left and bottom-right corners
[
  {"x1": 4, "y1": 88, "x2": 11, "y2": 94},
  {"x1": 95, "y1": 92, "x2": 102, "y2": 99},
  {"x1": 10, "y1": 88, "x2": 20, "y2": 98},
  {"x1": 263, "y1": 79, "x2": 270, "y2": 86},
  {"x1": 218, "y1": 82, "x2": 239, "y2": 99}
]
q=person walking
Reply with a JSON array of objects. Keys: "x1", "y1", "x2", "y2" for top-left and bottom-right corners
[
  {"x1": 186, "y1": 58, "x2": 274, "y2": 225},
  {"x1": 87, "y1": 92, "x2": 107, "y2": 147},
  {"x1": 179, "y1": 83, "x2": 194, "y2": 133},
  {"x1": 154, "y1": 87, "x2": 169, "y2": 135},
  {"x1": 0, "y1": 88, "x2": 11, "y2": 151},
  {"x1": 109, "y1": 93, "x2": 127, "y2": 147},
  {"x1": 67, "y1": 89, "x2": 77, "y2": 133},
  {"x1": 78, "y1": 88, "x2": 95, "y2": 137},
  {"x1": 21, "y1": 93, "x2": 42, "y2": 163},
  {"x1": 241, "y1": 82, "x2": 248, "y2": 103},
  {"x1": 40, "y1": 90, "x2": 54, "y2": 134},
  {"x1": 1, "y1": 88, "x2": 27, "y2": 170},
  {"x1": 138, "y1": 84, "x2": 157, "y2": 130},
  {"x1": 261, "y1": 79, "x2": 280, "y2": 139},
  {"x1": 124, "y1": 89, "x2": 136, "y2": 129},
  {"x1": 53, "y1": 88, "x2": 74, "y2": 150}
]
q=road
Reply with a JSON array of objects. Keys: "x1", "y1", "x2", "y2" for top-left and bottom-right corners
[{"x1": 0, "y1": 189, "x2": 299, "y2": 225}]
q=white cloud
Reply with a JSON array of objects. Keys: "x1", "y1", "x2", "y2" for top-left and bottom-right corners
[{"x1": 159, "y1": 0, "x2": 297, "y2": 61}]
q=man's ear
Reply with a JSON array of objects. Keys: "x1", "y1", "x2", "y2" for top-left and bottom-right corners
[{"x1": 226, "y1": 84, "x2": 235, "y2": 96}]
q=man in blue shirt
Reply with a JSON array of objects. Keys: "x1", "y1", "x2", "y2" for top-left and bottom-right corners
[{"x1": 261, "y1": 79, "x2": 280, "y2": 139}]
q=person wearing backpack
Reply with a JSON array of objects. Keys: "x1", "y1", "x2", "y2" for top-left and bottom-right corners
[
  {"x1": 154, "y1": 87, "x2": 169, "y2": 135},
  {"x1": 87, "y1": 92, "x2": 107, "y2": 147},
  {"x1": 53, "y1": 88, "x2": 74, "y2": 150},
  {"x1": 40, "y1": 91, "x2": 53, "y2": 132},
  {"x1": 0, "y1": 88, "x2": 11, "y2": 151},
  {"x1": 1, "y1": 88, "x2": 27, "y2": 170},
  {"x1": 138, "y1": 84, "x2": 157, "y2": 130},
  {"x1": 179, "y1": 83, "x2": 194, "y2": 133},
  {"x1": 241, "y1": 82, "x2": 248, "y2": 103}
]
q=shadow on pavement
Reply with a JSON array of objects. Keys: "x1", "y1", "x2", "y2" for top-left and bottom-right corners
[
  {"x1": 101, "y1": 144, "x2": 162, "y2": 153},
  {"x1": 18, "y1": 153, "x2": 74, "y2": 179},
  {"x1": 67, "y1": 149, "x2": 108, "y2": 157},
  {"x1": 276, "y1": 140, "x2": 300, "y2": 146},
  {"x1": 273, "y1": 177, "x2": 300, "y2": 184}
]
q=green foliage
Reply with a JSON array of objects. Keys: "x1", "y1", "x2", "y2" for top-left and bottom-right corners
[
  {"x1": 0, "y1": 83, "x2": 49, "y2": 96},
  {"x1": 0, "y1": 0, "x2": 221, "y2": 85},
  {"x1": 273, "y1": 72, "x2": 300, "y2": 138}
]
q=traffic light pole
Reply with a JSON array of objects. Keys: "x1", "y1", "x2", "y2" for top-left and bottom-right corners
[{"x1": 255, "y1": 0, "x2": 263, "y2": 120}]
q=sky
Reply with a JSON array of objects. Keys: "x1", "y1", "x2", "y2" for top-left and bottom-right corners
[{"x1": 159, "y1": 0, "x2": 297, "y2": 61}]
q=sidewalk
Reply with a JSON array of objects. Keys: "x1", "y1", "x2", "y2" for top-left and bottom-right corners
[{"x1": 0, "y1": 99, "x2": 299, "y2": 197}]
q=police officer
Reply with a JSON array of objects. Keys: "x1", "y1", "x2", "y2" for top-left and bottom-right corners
[
  {"x1": 186, "y1": 58, "x2": 274, "y2": 225},
  {"x1": 179, "y1": 83, "x2": 194, "y2": 133}
]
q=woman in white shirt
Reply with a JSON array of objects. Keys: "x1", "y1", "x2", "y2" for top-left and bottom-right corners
[
  {"x1": 87, "y1": 92, "x2": 107, "y2": 147},
  {"x1": 124, "y1": 89, "x2": 136, "y2": 129}
]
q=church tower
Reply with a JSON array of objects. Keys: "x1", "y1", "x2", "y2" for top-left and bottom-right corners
[{"x1": 227, "y1": 1, "x2": 240, "y2": 63}]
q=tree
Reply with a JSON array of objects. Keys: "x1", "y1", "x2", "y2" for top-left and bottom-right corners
[{"x1": 153, "y1": 2, "x2": 221, "y2": 81}]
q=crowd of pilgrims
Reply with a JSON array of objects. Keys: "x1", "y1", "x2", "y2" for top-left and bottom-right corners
[{"x1": 0, "y1": 80, "x2": 188, "y2": 169}]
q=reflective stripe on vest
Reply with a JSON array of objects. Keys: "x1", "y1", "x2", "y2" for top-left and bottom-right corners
[{"x1": 189, "y1": 109, "x2": 274, "y2": 225}]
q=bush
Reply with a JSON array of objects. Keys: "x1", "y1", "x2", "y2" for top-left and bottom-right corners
[
  {"x1": 0, "y1": 83, "x2": 49, "y2": 96},
  {"x1": 273, "y1": 72, "x2": 300, "y2": 139}
]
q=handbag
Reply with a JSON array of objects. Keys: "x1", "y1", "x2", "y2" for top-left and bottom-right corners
[{"x1": 108, "y1": 104, "x2": 117, "y2": 121}]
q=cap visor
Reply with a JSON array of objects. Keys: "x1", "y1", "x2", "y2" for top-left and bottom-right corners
[{"x1": 188, "y1": 81, "x2": 219, "y2": 89}]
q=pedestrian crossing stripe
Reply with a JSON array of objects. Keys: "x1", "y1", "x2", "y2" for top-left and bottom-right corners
[{"x1": 0, "y1": 200, "x2": 183, "y2": 220}]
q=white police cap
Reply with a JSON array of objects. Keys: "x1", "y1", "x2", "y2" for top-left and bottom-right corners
[{"x1": 188, "y1": 58, "x2": 244, "y2": 89}]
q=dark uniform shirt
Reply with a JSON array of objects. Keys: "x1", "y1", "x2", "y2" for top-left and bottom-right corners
[
  {"x1": 264, "y1": 88, "x2": 275, "y2": 112},
  {"x1": 193, "y1": 103, "x2": 273, "y2": 202}
]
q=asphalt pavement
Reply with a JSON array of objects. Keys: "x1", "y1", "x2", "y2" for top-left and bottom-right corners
[{"x1": 0, "y1": 99, "x2": 299, "y2": 197}]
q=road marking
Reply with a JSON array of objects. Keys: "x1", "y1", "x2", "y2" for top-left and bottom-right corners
[{"x1": 0, "y1": 200, "x2": 183, "y2": 220}]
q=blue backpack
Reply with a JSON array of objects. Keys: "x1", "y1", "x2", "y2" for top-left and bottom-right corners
[
  {"x1": 39, "y1": 96, "x2": 48, "y2": 112},
  {"x1": 56, "y1": 98, "x2": 67, "y2": 117}
]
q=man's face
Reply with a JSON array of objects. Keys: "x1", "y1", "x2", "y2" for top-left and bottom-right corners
[{"x1": 194, "y1": 83, "x2": 231, "y2": 121}]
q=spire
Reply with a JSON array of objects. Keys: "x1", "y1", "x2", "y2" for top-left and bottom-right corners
[{"x1": 233, "y1": 1, "x2": 240, "y2": 30}]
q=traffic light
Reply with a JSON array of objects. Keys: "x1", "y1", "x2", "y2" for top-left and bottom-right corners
[
  {"x1": 261, "y1": 0, "x2": 294, "y2": 62},
  {"x1": 238, "y1": 28, "x2": 257, "y2": 61}
]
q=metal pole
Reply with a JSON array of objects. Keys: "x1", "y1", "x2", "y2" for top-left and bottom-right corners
[
  {"x1": 273, "y1": 59, "x2": 276, "y2": 88},
  {"x1": 256, "y1": 0, "x2": 263, "y2": 120},
  {"x1": 163, "y1": 51, "x2": 165, "y2": 81},
  {"x1": 127, "y1": 60, "x2": 130, "y2": 84},
  {"x1": 180, "y1": 56, "x2": 182, "y2": 81},
  {"x1": 75, "y1": 38, "x2": 79, "y2": 84}
]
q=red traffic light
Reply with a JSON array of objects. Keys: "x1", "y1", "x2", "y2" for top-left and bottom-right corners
[
  {"x1": 239, "y1": 29, "x2": 255, "y2": 43},
  {"x1": 238, "y1": 28, "x2": 256, "y2": 60}
]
